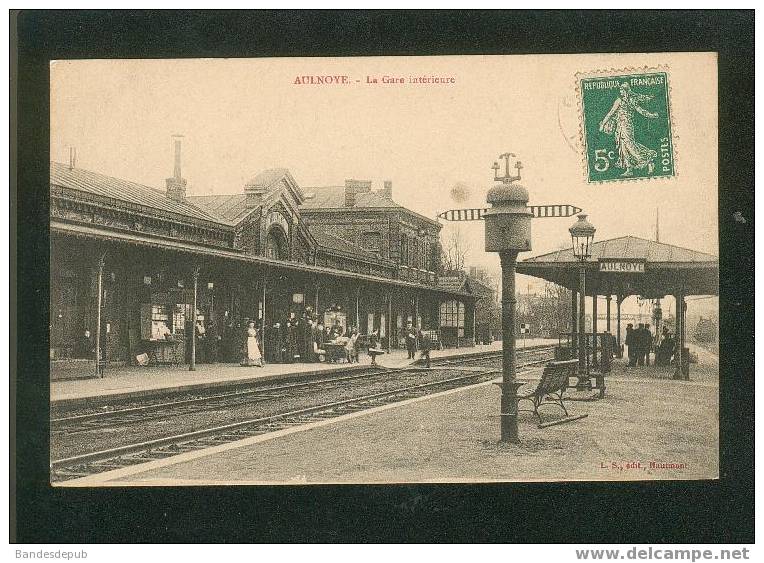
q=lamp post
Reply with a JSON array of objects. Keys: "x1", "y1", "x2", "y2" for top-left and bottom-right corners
[
  {"x1": 484, "y1": 153, "x2": 531, "y2": 443},
  {"x1": 569, "y1": 213, "x2": 596, "y2": 390},
  {"x1": 436, "y1": 154, "x2": 583, "y2": 442}
]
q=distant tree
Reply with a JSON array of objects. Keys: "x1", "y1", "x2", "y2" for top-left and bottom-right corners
[
  {"x1": 517, "y1": 281, "x2": 571, "y2": 337},
  {"x1": 440, "y1": 225, "x2": 468, "y2": 275}
]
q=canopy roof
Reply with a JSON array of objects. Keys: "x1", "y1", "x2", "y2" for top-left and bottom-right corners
[{"x1": 517, "y1": 236, "x2": 718, "y2": 298}]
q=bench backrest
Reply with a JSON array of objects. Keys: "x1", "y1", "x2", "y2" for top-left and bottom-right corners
[{"x1": 535, "y1": 360, "x2": 578, "y2": 396}]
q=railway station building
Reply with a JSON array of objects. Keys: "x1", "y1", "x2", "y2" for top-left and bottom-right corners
[{"x1": 49, "y1": 143, "x2": 477, "y2": 367}]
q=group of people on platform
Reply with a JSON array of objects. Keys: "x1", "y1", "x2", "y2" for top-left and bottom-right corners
[
  {"x1": 235, "y1": 308, "x2": 364, "y2": 368},
  {"x1": 624, "y1": 323, "x2": 676, "y2": 367},
  {"x1": 188, "y1": 306, "x2": 435, "y2": 369}
]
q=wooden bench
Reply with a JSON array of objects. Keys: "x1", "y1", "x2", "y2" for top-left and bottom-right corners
[{"x1": 517, "y1": 359, "x2": 587, "y2": 427}]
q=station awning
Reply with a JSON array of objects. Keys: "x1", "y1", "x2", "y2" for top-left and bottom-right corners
[
  {"x1": 51, "y1": 220, "x2": 474, "y2": 299},
  {"x1": 516, "y1": 236, "x2": 718, "y2": 298}
]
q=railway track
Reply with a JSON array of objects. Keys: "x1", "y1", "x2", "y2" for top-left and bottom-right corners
[{"x1": 51, "y1": 344, "x2": 555, "y2": 483}]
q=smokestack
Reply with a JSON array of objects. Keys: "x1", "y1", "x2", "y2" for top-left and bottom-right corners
[
  {"x1": 165, "y1": 134, "x2": 187, "y2": 202},
  {"x1": 379, "y1": 180, "x2": 393, "y2": 199},
  {"x1": 173, "y1": 138, "x2": 182, "y2": 179},
  {"x1": 68, "y1": 147, "x2": 77, "y2": 170}
]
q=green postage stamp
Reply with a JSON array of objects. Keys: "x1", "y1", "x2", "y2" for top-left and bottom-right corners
[{"x1": 579, "y1": 71, "x2": 674, "y2": 182}]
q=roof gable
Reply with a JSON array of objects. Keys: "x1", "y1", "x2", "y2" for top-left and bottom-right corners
[{"x1": 189, "y1": 169, "x2": 306, "y2": 227}]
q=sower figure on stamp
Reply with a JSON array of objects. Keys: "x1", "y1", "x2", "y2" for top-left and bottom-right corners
[{"x1": 599, "y1": 83, "x2": 659, "y2": 177}]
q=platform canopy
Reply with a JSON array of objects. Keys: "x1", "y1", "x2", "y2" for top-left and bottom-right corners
[{"x1": 516, "y1": 236, "x2": 718, "y2": 298}]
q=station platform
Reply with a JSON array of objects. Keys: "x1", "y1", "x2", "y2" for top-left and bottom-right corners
[
  {"x1": 50, "y1": 339, "x2": 557, "y2": 407},
  {"x1": 602, "y1": 343, "x2": 719, "y2": 385},
  {"x1": 64, "y1": 344, "x2": 718, "y2": 486}
]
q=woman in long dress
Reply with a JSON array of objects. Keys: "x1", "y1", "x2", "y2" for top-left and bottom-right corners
[
  {"x1": 241, "y1": 320, "x2": 262, "y2": 367},
  {"x1": 599, "y1": 82, "x2": 659, "y2": 177}
]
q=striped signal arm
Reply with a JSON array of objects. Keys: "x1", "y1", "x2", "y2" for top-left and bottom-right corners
[{"x1": 437, "y1": 205, "x2": 582, "y2": 221}]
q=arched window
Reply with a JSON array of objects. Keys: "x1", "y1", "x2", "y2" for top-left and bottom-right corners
[{"x1": 265, "y1": 225, "x2": 288, "y2": 260}]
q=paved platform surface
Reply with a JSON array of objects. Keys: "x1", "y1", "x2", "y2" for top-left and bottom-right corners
[
  {"x1": 71, "y1": 344, "x2": 718, "y2": 485},
  {"x1": 51, "y1": 339, "x2": 557, "y2": 406}
]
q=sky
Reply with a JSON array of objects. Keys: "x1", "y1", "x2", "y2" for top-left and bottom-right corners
[{"x1": 50, "y1": 53, "x2": 719, "y2": 316}]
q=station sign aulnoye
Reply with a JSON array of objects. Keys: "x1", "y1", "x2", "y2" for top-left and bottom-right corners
[{"x1": 598, "y1": 260, "x2": 645, "y2": 273}]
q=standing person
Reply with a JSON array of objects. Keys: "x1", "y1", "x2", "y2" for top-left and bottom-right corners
[
  {"x1": 418, "y1": 328, "x2": 432, "y2": 368},
  {"x1": 313, "y1": 321, "x2": 326, "y2": 362},
  {"x1": 195, "y1": 319, "x2": 207, "y2": 363},
  {"x1": 405, "y1": 322, "x2": 417, "y2": 360},
  {"x1": 367, "y1": 328, "x2": 380, "y2": 364},
  {"x1": 656, "y1": 330, "x2": 674, "y2": 366},
  {"x1": 644, "y1": 323, "x2": 653, "y2": 366},
  {"x1": 625, "y1": 323, "x2": 636, "y2": 367},
  {"x1": 635, "y1": 323, "x2": 646, "y2": 366},
  {"x1": 206, "y1": 319, "x2": 219, "y2": 364},
  {"x1": 301, "y1": 310, "x2": 314, "y2": 362},
  {"x1": 241, "y1": 320, "x2": 262, "y2": 367},
  {"x1": 286, "y1": 313, "x2": 300, "y2": 363},
  {"x1": 345, "y1": 328, "x2": 359, "y2": 363}
]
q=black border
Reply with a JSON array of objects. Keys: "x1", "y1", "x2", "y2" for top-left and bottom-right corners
[{"x1": 12, "y1": 10, "x2": 754, "y2": 543}]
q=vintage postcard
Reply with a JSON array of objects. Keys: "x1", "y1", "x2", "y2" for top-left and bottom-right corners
[{"x1": 48, "y1": 52, "x2": 718, "y2": 487}]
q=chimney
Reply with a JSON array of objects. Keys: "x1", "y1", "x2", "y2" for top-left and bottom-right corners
[
  {"x1": 165, "y1": 135, "x2": 187, "y2": 203},
  {"x1": 379, "y1": 180, "x2": 393, "y2": 199},
  {"x1": 344, "y1": 179, "x2": 372, "y2": 207},
  {"x1": 68, "y1": 147, "x2": 77, "y2": 170}
]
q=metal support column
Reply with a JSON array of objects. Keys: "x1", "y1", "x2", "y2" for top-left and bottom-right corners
[
  {"x1": 675, "y1": 289, "x2": 688, "y2": 380},
  {"x1": 674, "y1": 291, "x2": 684, "y2": 380},
  {"x1": 472, "y1": 301, "x2": 477, "y2": 346},
  {"x1": 189, "y1": 267, "x2": 199, "y2": 371},
  {"x1": 682, "y1": 293, "x2": 688, "y2": 380},
  {"x1": 617, "y1": 295, "x2": 623, "y2": 352},
  {"x1": 592, "y1": 294, "x2": 599, "y2": 368},
  {"x1": 606, "y1": 295, "x2": 612, "y2": 333},
  {"x1": 355, "y1": 286, "x2": 360, "y2": 330},
  {"x1": 576, "y1": 265, "x2": 590, "y2": 389},
  {"x1": 94, "y1": 252, "x2": 106, "y2": 377},
  {"x1": 497, "y1": 251, "x2": 523, "y2": 443},
  {"x1": 571, "y1": 288, "x2": 578, "y2": 358},
  {"x1": 386, "y1": 291, "x2": 392, "y2": 353},
  {"x1": 262, "y1": 277, "x2": 267, "y2": 360}
]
